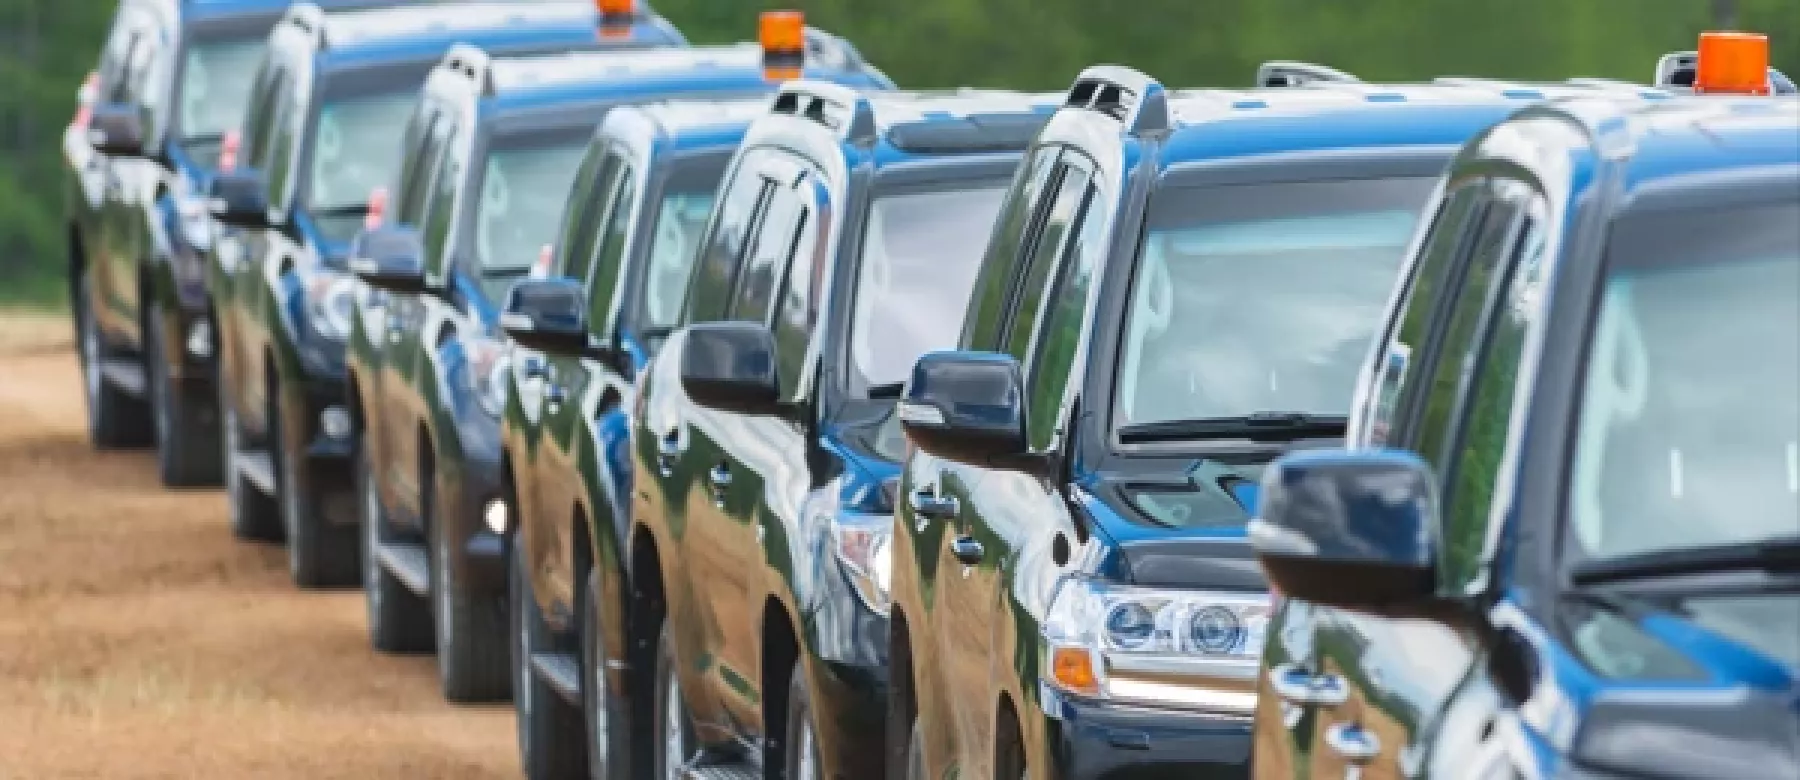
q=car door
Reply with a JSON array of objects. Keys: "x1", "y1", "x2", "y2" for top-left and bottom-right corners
[
  {"x1": 70, "y1": 15, "x2": 134, "y2": 268},
  {"x1": 243, "y1": 62, "x2": 309, "y2": 434},
  {"x1": 96, "y1": 16, "x2": 161, "y2": 343},
  {"x1": 219, "y1": 61, "x2": 294, "y2": 427}
]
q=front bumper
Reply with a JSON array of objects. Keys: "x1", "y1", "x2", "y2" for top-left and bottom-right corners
[
  {"x1": 444, "y1": 431, "x2": 507, "y2": 594},
  {"x1": 1044, "y1": 694, "x2": 1252, "y2": 780}
]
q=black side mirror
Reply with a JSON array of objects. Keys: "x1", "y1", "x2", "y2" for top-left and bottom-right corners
[
  {"x1": 348, "y1": 225, "x2": 426, "y2": 294},
  {"x1": 87, "y1": 102, "x2": 145, "y2": 157},
  {"x1": 680, "y1": 321, "x2": 781, "y2": 415},
  {"x1": 207, "y1": 171, "x2": 268, "y2": 228},
  {"x1": 500, "y1": 277, "x2": 589, "y2": 355},
  {"x1": 897, "y1": 351, "x2": 1029, "y2": 467},
  {"x1": 1250, "y1": 448, "x2": 1440, "y2": 614}
]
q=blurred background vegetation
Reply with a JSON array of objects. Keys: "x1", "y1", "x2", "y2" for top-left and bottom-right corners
[{"x1": 1, "y1": 0, "x2": 1793, "y2": 306}]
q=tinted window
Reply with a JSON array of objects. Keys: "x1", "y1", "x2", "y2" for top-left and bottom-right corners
[
  {"x1": 395, "y1": 110, "x2": 446, "y2": 226},
  {"x1": 687, "y1": 152, "x2": 774, "y2": 323},
  {"x1": 1568, "y1": 201, "x2": 1800, "y2": 562},
  {"x1": 551, "y1": 148, "x2": 608, "y2": 279},
  {"x1": 1115, "y1": 177, "x2": 1437, "y2": 429},
  {"x1": 178, "y1": 37, "x2": 264, "y2": 143},
  {"x1": 963, "y1": 146, "x2": 1060, "y2": 350},
  {"x1": 419, "y1": 122, "x2": 463, "y2": 274},
  {"x1": 773, "y1": 181, "x2": 826, "y2": 399},
  {"x1": 474, "y1": 133, "x2": 591, "y2": 275},
  {"x1": 639, "y1": 157, "x2": 730, "y2": 333},
  {"x1": 307, "y1": 90, "x2": 418, "y2": 210},
  {"x1": 731, "y1": 183, "x2": 802, "y2": 323},
  {"x1": 1006, "y1": 163, "x2": 1094, "y2": 360},
  {"x1": 565, "y1": 152, "x2": 625, "y2": 284},
  {"x1": 240, "y1": 64, "x2": 286, "y2": 169},
  {"x1": 1024, "y1": 182, "x2": 1102, "y2": 451},
  {"x1": 848, "y1": 185, "x2": 1007, "y2": 393},
  {"x1": 585, "y1": 165, "x2": 638, "y2": 330}
]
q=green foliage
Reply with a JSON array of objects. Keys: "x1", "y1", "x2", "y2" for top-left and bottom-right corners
[{"x1": 3, "y1": 0, "x2": 1794, "y2": 305}]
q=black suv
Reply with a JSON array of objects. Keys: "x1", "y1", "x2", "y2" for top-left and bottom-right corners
[
  {"x1": 64, "y1": 0, "x2": 408, "y2": 485},
  {"x1": 622, "y1": 82, "x2": 1055, "y2": 779},
  {"x1": 204, "y1": 1, "x2": 681, "y2": 587},
  {"x1": 1250, "y1": 97, "x2": 1798, "y2": 779},
  {"x1": 884, "y1": 64, "x2": 1658, "y2": 780}
]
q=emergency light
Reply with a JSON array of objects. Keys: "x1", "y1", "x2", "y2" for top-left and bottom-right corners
[
  {"x1": 762, "y1": 10, "x2": 805, "y2": 81},
  {"x1": 1696, "y1": 31, "x2": 1770, "y2": 95},
  {"x1": 596, "y1": 0, "x2": 634, "y2": 39}
]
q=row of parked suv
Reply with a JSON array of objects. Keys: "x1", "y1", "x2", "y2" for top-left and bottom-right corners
[{"x1": 61, "y1": 0, "x2": 1799, "y2": 777}]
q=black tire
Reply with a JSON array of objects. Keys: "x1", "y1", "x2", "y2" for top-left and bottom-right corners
[
  {"x1": 996, "y1": 714, "x2": 1027, "y2": 780},
  {"x1": 581, "y1": 569, "x2": 631, "y2": 780},
  {"x1": 359, "y1": 438, "x2": 431, "y2": 653},
  {"x1": 782, "y1": 659, "x2": 822, "y2": 780},
  {"x1": 512, "y1": 542, "x2": 586, "y2": 778},
  {"x1": 905, "y1": 716, "x2": 927, "y2": 780},
  {"x1": 221, "y1": 382, "x2": 282, "y2": 541},
  {"x1": 272, "y1": 385, "x2": 358, "y2": 588},
  {"x1": 427, "y1": 446, "x2": 510, "y2": 702},
  {"x1": 76, "y1": 269, "x2": 151, "y2": 449},
  {"x1": 652, "y1": 622, "x2": 696, "y2": 780},
  {"x1": 146, "y1": 304, "x2": 223, "y2": 487}
]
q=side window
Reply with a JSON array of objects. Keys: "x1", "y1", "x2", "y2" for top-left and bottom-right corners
[
  {"x1": 962, "y1": 145, "x2": 1062, "y2": 350},
  {"x1": 772, "y1": 179, "x2": 827, "y2": 400},
  {"x1": 1439, "y1": 198, "x2": 1547, "y2": 592},
  {"x1": 1023, "y1": 182, "x2": 1103, "y2": 451},
  {"x1": 420, "y1": 121, "x2": 465, "y2": 276},
  {"x1": 730, "y1": 181, "x2": 802, "y2": 323},
  {"x1": 1359, "y1": 181, "x2": 1486, "y2": 446},
  {"x1": 585, "y1": 162, "x2": 639, "y2": 338},
  {"x1": 686, "y1": 151, "x2": 775, "y2": 323},
  {"x1": 563, "y1": 152, "x2": 625, "y2": 284},
  {"x1": 549, "y1": 146, "x2": 607, "y2": 277},
  {"x1": 1005, "y1": 161, "x2": 1094, "y2": 361}
]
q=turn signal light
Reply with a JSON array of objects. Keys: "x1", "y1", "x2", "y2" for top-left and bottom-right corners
[
  {"x1": 1695, "y1": 31, "x2": 1770, "y2": 95},
  {"x1": 1050, "y1": 646, "x2": 1101, "y2": 697},
  {"x1": 364, "y1": 186, "x2": 388, "y2": 230}
]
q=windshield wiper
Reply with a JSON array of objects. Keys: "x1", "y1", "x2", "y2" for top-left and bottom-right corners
[
  {"x1": 1572, "y1": 537, "x2": 1800, "y2": 586},
  {"x1": 1118, "y1": 411, "x2": 1347, "y2": 443},
  {"x1": 865, "y1": 382, "x2": 905, "y2": 400}
]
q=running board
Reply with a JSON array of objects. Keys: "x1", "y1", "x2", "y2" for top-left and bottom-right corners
[
  {"x1": 374, "y1": 540, "x2": 431, "y2": 596},
  {"x1": 236, "y1": 449, "x2": 277, "y2": 496},
  {"x1": 98, "y1": 358, "x2": 146, "y2": 397},
  {"x1": 683, "y1": 760, "x2": 760, "y2": 780},
  {"x1": 528, "y1": 651, "x2": 582, "y2": 706}
]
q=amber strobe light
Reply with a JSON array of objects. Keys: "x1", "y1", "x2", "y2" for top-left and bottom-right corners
[
  {"x1": 1050, "y1": 646, "x2": 1101, "y2": 697},
  {"x1": 1696, "y1": 31, "x2": 1770, "y2": 95},
  {"x1": 595, "y1": 0, "x2": 633, "y2": 38},
  {"x1": 761, "y1": 9, "x2": 805, "y2": 79},
  {"x1": 594, "y1": 0, "x2": 633, "y2": 18}
]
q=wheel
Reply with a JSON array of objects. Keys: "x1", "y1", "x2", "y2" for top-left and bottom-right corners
[
  {"x1": 581, "y1": 569, "x2": 630, "y2": 780},
  {"x1": 905, "y1": 716, "x2": 927, "y2": 780},
  {"x1": 427, "y1": 447, "x2": 510, "y2": 702},
  {"x1": 221, "y1": 381, "x2": 281, "y2": 541},
  {"x1": 652, "y1": 621, "x2": 696, "y2": 780},
  {"x1": 146, "y1": 304, "x2": 223, "y2": 487},
  {"x1": 359, "y1": 437, "x2": 431, "y2": 652},
  {"x1": 76, "y1": 269, "x2": 151, "y2": 449},
  {"x1": 272, "y1": 384, "x2": 358, "y2": 588},
  {"x1": 512, "y1": 542, "x2": 586, "y2": 778},
  {"x1": 782, "y1": 659, "x2": 822, "y2": 780},
  {"x1": 996, "y1": 716, "x2": 1027, "y2": 780}
]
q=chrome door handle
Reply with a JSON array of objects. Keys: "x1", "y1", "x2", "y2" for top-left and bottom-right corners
[
  {"x1": 707, "y1": 463, "x2": 732, "y2": 506},
  {"x1": 909, "y1": 489, "x2": 960, "y2": 521},
  {"x1": 1323, "y1": 722, "x2": 1380, "y2": 764},
  {"x1": 1268, "y1": 663, "x2": 1349, "y2": 707},
  {"x1": 950, "y1": 535, "x2": 984, "y2": 566},
  {"x1": 543, "y1": 384, "x2": 566, "y2": 414},
  {"x1": 656, "y1": 430, "x2": 681, "y2": 476}
]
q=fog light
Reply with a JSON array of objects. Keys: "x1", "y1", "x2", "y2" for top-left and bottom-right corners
[
  {"x1": 319, "y1": 406, "x2": 352, "y2": 440},
  {"x1": 483, "y1": 499, "x2": 508, "y2": 535},
  {"x1": 186, "y1": 319, "x2": 213, "y2": 359}
]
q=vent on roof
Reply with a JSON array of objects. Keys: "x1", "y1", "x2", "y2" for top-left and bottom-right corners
[
  {"x1": 281, "y1": 3, "x2": 327, "y2": 48},
  {"x1": 439, "y1": 44, "x2": 494, "y2": 96},
  {"x1": 1257, "y1": 60, "x2": 1361, "y2": 88},
  {"x1": 1062, "y1": 65, "x2": 1168, "y2": 135},
  {"x1": 769, "y1": 80, "x2": 877, "y2": 145}
]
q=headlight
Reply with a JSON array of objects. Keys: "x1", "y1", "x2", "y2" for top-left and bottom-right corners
[
  {"x1": 1040, "y1": 577, "x2": 1269, "y2": 716},
  {"x1": 305, "y1": 270, "x2": 356, "y2": 341},
  {"x1": 467, "y1": 337, "x2": 510, "y2": 417},
  {"x1": 831, "y1": 511, "x2": 893, "y2": 615}
]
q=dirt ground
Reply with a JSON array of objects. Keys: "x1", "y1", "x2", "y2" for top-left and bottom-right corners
[{"x1": 0, "y1": 312, "x2": 517, "y2": 779}]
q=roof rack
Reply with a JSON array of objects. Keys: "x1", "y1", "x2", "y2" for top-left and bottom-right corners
[
  {"x1": 439, "y1": 44, "x2": 495, "y2": 96},
  {"x1": 768, "y1": 79, "x2": 878, "y2": 146},
  {"x1": 1063, "y1": 65, "x2": 1169, "y2": 136},
  {"x1": 279, "y1": 3, "x2": 329, "y2": 50},
  {"x1": 1256, "y1": 60, "x2": 1362, "y2": 88}
]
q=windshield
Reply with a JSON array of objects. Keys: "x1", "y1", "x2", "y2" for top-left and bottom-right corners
[
  {"x1": 1114, "y1": 177, "x2": 1435, "y2": 429},
  {"x1": 1568, "y1": 201, "x2": 1799, "y2": 563},
  {"x1": 640, "y1": 158, "x2": 730, "y2": 332},
  {"x1": 473, "y1": 133, "x2": 590, "y2": 275},
  {"x1": 177, "y1": 37, "x2": 264, "y2": 156},
  {"x1": 848, "y1": 185, "x2": 1006, "y2": 392},
  {"x1": 307, "y1": 90, "x2": 418, "y2": 213}
]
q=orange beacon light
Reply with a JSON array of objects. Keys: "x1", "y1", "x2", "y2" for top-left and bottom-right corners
[{"x1": 1695, "y1": 31, "x2": 1771, "y2": 95}]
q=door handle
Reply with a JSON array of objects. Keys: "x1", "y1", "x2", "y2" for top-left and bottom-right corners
[
  {"x1": 385, "y1": 313, "x2": 405, "y2": 344},
  {"x1": 521, "y1": 355, "x2": 548, "y2": 380},
  {"x1": 543, "y1": 383, "x2": 566, "y2": 414},
  {"x1": 1268, "y1": 663, "x2": 1349, "y2": 707},
  {"x1": 1323, "y1": 722, "x2": 1380, "y2": 765},
  {"x1": 950, "y1": 535, "x2": 984, "y2": 566},
  {"x1": 707, "y1": 463, "x2": 732, "y2": 507},
  {"x1": 909, "y1": 488, "x2": 960, "y2": 522},
  {"x1": 656, "y1": 430, "x2": 682, "y2": 476}
]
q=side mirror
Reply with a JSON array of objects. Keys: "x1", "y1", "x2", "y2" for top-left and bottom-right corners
[
  {"x1": 87, "y1": 102, "x2": 145, "y2": 157},
  {"x1": 1249, "y1": 449, "x2": 1439, "y2": 614},
  {"x1": 680, "y1": 321, "x2": 781, "y2": 415},
  {"x1": 500, "y1": 277, "x2": 589, "y2": 355},
  {"x1": 207, "y1": 171, "x2": 268, "y2": 228},
  {"x1": 897, "y1": 351, "x2": 1028, "y2": 467},
  {"x1": 348, "y1": 225, "x2": 426, "y2": 293}
]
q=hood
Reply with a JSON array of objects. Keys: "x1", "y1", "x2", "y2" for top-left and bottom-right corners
[{"x1": 1074, "y1": 458, "x2": 1269, "y2": 593}]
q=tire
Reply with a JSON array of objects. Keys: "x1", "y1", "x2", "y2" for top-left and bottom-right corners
[
  {"x1": 512, "y1": 542, "x2": 586, "y2": 778},
  {"x1": 146, "y1": 304, "x2": 223, "y2": 487},
  {"x1": 782, "y1": 659, "x2": 822, "y2": 780},
  {"x1": 273, "y1": 384, "x2": 358, "y2": 588},
  {"x1": 221, "y1": 382, "x2": 282, "y2": 541},
  {"x1": 77, "y1": 269, "x2": 151, "y2": 449},
  {"x1": 652, "y1": 621, "x2": 696, "y2": 780},
  {"x1": 996, "y1": 715, "x2": 1027, "y2": 780},
  {"x1": 428, "y1": 447, "x2": 510, "y2": 702},
  {"x1": 581, "y1": 569, "x2": 630, "y2": 780},
  {"x1": 359, "y1": 438, "x2": 431, "y2": 653},
  {"x1": 905, "y1": 716, "x2": 927, "y2": 780}
]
